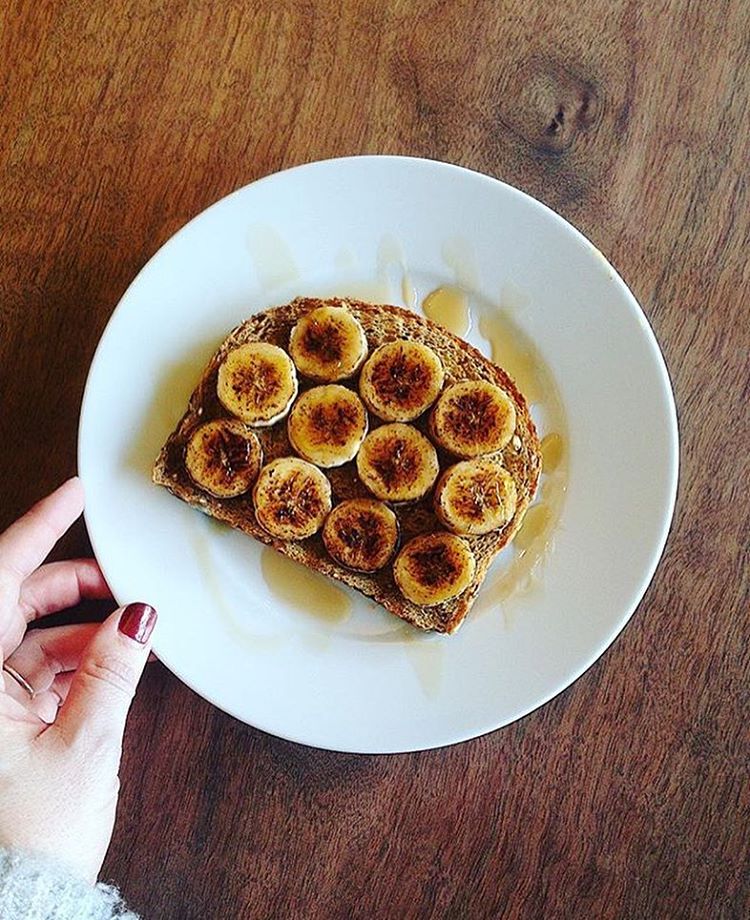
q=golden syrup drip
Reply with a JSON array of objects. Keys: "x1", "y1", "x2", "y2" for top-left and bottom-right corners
[
  {"x1": 476, "y1": 467, "x2": 568, "y2": 621},
  {"x1": 190, "y1": 525, "x2": 284, "y2": 651},
  {"x1": 478, "y1": 311, "x2": 544, "y2": 404},
  {"x1": 475, "y1": 510, "x2": 552, "y2": 621},
  {"x1": 540, "y1": 432, "x2": 564, "y2": 472},
  {"x1": 422, "y1": 286, "x2": 470, "y2": 337},
  {"x1": 513, "y1": 504, "x2": 553, "y2": 554},
  {"x1": 260, "y1": 547, "x2": 352, "y2": 623},
  {"x1": 191, "y1": 524, "x2": 223, "y2": 595},
  {"x1": 401, "y1": 271, "x2": 417, "y2": 310},
  {"x1": 402, "y1": 638, "x2": 444, "y2": 697},
  {"x1": 127, "y1": 339, "x2": 216, "y2": 476}
]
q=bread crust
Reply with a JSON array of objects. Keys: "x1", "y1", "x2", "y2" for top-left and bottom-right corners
[{"x1": 153, "y1": 297, "x2": 541, "y2": 633}]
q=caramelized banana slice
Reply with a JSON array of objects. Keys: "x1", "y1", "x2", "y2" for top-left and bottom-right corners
[
  {"x1": 393, "y1": 532, "x2": 476, "y2": 606},
  {"x1": 289, "y1": 305, "x2": 368, "y2": 382},
  {"x1": 322, "y1": 499, "x2": 399, "y2": 572},
  {"x1": 356, "y1": 423, "x2": 439, "y2": 503},
  {"x1": 359, "y1": 341, "x2": 445, "y2": 422},
  {"x1": 217, "y1": 342, "x2": 298, "y2": 427},
  {"x1": 253, "y1": 457, "x2": 332, "y2": 540},
  {"x1": 287, "y1": 384, "x2": 368, "y2": 468},
  {"x1": 434, "y1": 457, "x2": 517, "y2": 535},
  {"x1": 185, "y1": 419, "x2": 263, "y2": 498},
  {"x1": 429, "y1": 380, "x2": 516, "y2": 458}
]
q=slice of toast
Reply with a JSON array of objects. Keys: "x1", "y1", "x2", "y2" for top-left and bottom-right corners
[{"x1": 153, "y1": 297, "x2": 541, "y2": 633}]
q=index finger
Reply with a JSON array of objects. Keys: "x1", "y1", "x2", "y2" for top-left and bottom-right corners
[{"x1": 0, "y1": 479, "x2": 85, "y2": 581}]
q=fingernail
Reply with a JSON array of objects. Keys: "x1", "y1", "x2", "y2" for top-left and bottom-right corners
[{"x1": 118, "y1": 603, "x2": 157, "y2": 644}]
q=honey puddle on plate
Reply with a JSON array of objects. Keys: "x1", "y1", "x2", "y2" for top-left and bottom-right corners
[
  {"x1": 479, "y1": 309, "x2": 544, "y2": 405},
  {"x1": 476, "y1": 478, "x2": 565, "y2": 621},
  {"x1": 191, "y1": 523, "x2": 285, "y2": 651},
  {"x1": 384, "y1": 237, "x2": 418, "y2": 311},
  {"x1": 260, "y1": 548, "x2": 353, "y2": 624},
  {"x1": 540, "y1": 432, "x2": 564, "y2": 473},
  {"x1": 422, "y1": 286, "x2": 471, "y2": 337},
  {"x1": 377, "y1": 235, "x2": 418, "y2": 310},
  {"x1": 262, "y1": 541, "x2": 444, "y2": 696},
  {"x1": 476, "y1": 453, "x2": 567, "y2": 621},
  {"x1": 513, "y1": 503, "x2": 554, "y2": 554},
  {"x1": 402, "y1": 637, "x2": 444, "y2": 698}
]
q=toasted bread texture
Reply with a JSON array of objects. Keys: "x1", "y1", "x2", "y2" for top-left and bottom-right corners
[{"x1": 153, "y1": 297, "x2": 541, "y2": 633}]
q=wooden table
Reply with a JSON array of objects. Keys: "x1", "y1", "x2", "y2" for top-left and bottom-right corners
[{"x1": 2, "y1": 1, "x2": 748, "y2": 917}]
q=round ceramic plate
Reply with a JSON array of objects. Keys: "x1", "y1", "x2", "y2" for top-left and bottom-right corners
[{"x1": 79, "y1": 156, "x2": 678, "y2": 754}]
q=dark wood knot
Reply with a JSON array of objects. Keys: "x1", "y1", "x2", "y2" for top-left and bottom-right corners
[{"x1": 495, "y1": 56, "x2": 600, "y2": 156}]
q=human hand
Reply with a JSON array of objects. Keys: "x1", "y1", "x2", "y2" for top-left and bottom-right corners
[{"x1": 0, "y1": 478, "x2": 157, "y2": 883}]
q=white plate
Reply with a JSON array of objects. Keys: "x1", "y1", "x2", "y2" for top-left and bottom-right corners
[{"x1": 79, "y1": 156, "x2": 678, "y2": 754}]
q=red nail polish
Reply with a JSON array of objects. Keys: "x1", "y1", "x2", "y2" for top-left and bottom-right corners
[{"x1": 118, "y1": 603, "x2": 157, "y2": 644}]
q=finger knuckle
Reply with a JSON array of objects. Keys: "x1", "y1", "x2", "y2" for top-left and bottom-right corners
[{"x1": 80, "y1": 655, "x2": 137, "y2": 698}]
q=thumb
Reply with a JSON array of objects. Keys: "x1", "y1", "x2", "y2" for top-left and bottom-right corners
[{"x1": 54, "y1": 603, "x2": 157, "y2": 747}]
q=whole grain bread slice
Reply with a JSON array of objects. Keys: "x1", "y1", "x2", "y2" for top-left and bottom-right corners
[{"x1": 153, "y1": 297, "x2": 541, "y2": 633}]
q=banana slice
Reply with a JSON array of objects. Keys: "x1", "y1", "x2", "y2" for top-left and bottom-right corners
[
  {"x1": 356, "y1": 423, "x2": 439, "y2": 503},
  {"x1": 429, "y1": 380, "x2": 516, "y2": 458},
  {"x1": 393, "y1": 532, "x2": 476, "y2": 606},
  {"x1": 185, "y1": 419, "x2": 263, "y2": 498},
  {"x1": 289, "y1": 305, "x2": 368, "y2": 382},
  {"x1": 287, "y1": 384, "x2": 368, "y2": 468},
  {"x1": 217, "y1": 342, "x2": 298, "y2": 427},
  {"x1": 253, "y1": 457, "x2": 332, "y2": 540},
  {"x1": 434, "y1": 457, "x2": 517, "y2": 535},
  {"x1": 359, "y1": 341, "x2": 445, "y2": 422},
  {"x1": 322, "y1": 499, "x2": 399, "y2": 572}
]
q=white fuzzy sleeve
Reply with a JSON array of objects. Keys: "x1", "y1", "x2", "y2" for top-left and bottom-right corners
[{"x1": 0, "y1": 848, "x2": 139, "y2": 920}]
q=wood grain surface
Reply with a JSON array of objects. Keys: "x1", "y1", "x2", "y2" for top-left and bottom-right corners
[{"x1": 2, "y1": 1, "x2": 748, "y2": 917}]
